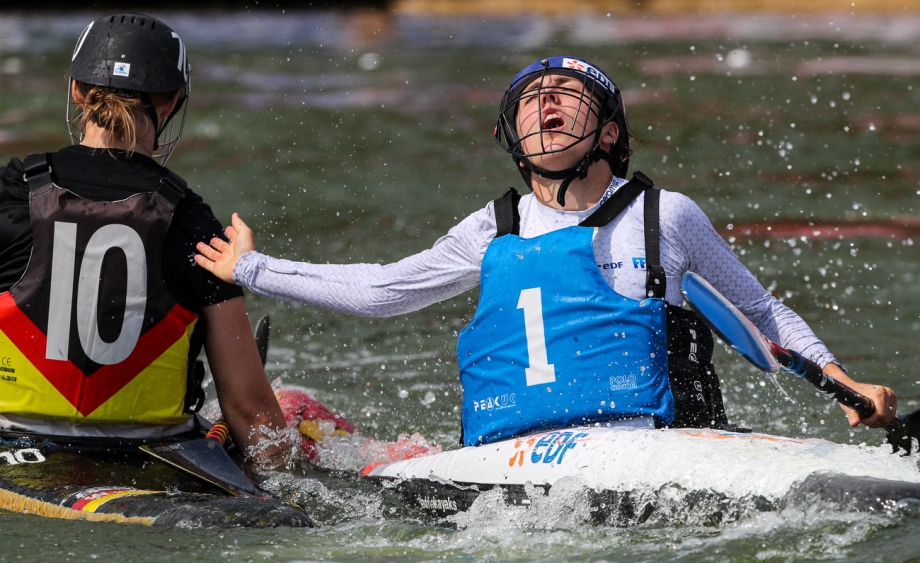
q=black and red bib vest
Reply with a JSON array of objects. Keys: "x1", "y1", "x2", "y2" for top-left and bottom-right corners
[{"x1": 0, "y1": 153, "x2": 198, "y2": 426}]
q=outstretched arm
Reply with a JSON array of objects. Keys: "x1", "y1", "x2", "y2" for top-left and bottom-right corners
[
  {"x1": 201, "y1": 296, "x2": 290, "y2": 469},
  {"x1": 195, "y1": 213, "x2": 256, "y2": 284},
  {"x1": 196, "y1": 206, "x2": 492, "y2": 317}
]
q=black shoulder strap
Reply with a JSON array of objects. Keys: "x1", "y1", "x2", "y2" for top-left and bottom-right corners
[
  {"x1": 22, "y1": 152, "x2": 186, "y2": 206},
  {"x1": 576, "y1": 170, "x2": 665, "y2": 298},
  {"x1": 22, "y1": 153, "x2": 53, "y2": 192},
  {"x1": 493, "y1": 187, "x2": 521, "y2": 237},
  {"x1": 579, "y1": 170, "x2": 654, "y2": 228},
  {"x1": 157, "y1": 169, "x2": 187, "y2": 206},
  {"x1": 644, "y1": 184, "x2": 666, "y2": 298},
  {"x1": 494, "y1": 173, "x2": 665, "y2": 298}
]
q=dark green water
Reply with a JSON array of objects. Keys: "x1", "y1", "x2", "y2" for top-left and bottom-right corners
[{"x1": 3, "y1": 9, "x2": 920, "y2": 561}]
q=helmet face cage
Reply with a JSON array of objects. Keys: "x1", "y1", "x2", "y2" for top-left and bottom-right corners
[
  {"x1": 65, "y1": 13, "x2": 191, "y2": 164},
  {"x1": 494, "y1": 57, "x2": 628, "y2": 177}
]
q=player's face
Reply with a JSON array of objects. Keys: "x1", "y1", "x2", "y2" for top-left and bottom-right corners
[{"x1": 515, "y1": 73, "x2": 603, "y2": 171}]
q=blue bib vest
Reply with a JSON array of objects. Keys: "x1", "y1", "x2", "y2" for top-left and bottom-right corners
[{"x1": 457, "y1": 220, "x2": 674, "y2": 446}]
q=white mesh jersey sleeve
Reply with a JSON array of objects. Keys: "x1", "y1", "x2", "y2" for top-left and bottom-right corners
[
  {"x1": 233, "y1": 203, "x2": 498, "y2": 317},
  {"x1": 657, "y1": 190, "x2": 837, "y2": 368}
]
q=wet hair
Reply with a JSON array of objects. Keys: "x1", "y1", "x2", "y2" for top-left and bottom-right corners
[{"x1": 73, "y1": 81, "x2": 175, "y2": 155}]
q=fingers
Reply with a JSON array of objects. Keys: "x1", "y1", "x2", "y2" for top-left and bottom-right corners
[
  {"x1": 194, "y1": 237, "x2": 234, "y2": 282},
  {"x1": 841, "y1": 384, "x2": 897, "y2": 428},
  {"x1": 232, "y1": 212, "x2": 249, "y2": 233},
  {"x1": 209, "y1": 236, "x2": 230, "y2": 253},
  {"x1": 193, "y1": 251, "x2": 214, "y2": 271},
  {"x1": 223, "y1": 213, "x2": 250, "y2": 243},
  {"x1": 873, "y1": 386, "x2": 897, "y2": 427},
  {"x1": 230, "y1": 214, "x2": 257, "y2": 254},
  {"x1": 195, "y1": 237, "x2": 229, "y2": 260},
  {"x1": 194, "y1": 214, "x2": 253, "y2": 285},
  {"x1": 195, "y1": 240, "x2": 221, "y2": 262},
  {"x1": 842, "y1": 405, "x2": 864, "y2": 428}
]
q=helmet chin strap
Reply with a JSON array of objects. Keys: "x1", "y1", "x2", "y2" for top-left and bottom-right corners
[
  {"x1": 138, "y1": 93, "x2": 160, "y2": 150},
  {"x1": 519, "y1": 146, "x2": 610, "y2": 207},
  {"x1": 140, "y1": 93, "x2": 187, "y2": 153}
]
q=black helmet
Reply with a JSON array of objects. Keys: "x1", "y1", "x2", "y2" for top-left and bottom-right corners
[
  {"x1": 70, "y1": 13, "x2": 189, "y2": 93},
  {"x1": 67, "y1": 13, "x2": 191, "y2": 163},
  {"x1": 494, "y1": 56, "x2": 630, "y2": 206}
]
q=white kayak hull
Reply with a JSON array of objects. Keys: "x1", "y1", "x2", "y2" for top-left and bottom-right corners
[{"x1": 361, "y1": 426, "x2": 920, "y2": 521}]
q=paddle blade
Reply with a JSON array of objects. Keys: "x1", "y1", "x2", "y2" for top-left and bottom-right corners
[
  {"x1": 141, "y1": 439, "x2": 259, "y2": 497},
  {"x1": 885, "y1": 410, "x2": 920, "y2": 455},
  {"x1": 680, "y1": 272, "x2": 780, "y2": 373}
]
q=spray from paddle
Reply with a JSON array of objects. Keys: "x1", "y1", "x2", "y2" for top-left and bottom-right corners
[{"x1": 680, "y1": 271, "x2": 920, "y2": 454}]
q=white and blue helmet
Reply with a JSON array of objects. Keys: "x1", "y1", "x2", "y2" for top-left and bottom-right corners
[{"x1": 494, "y1": 56, "x2": 630, "y2": 205}]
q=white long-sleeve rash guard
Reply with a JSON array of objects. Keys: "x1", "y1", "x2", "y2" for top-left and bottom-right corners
[{"x1": 234, "y1": 177, "x2": 837, "y2": 368}]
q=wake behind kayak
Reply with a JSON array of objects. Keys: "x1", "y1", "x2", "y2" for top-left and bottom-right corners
[{"x1": 0, "y1": 435, "x2": 313, "y2": 528}]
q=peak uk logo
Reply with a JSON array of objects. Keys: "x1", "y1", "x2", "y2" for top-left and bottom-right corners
[{"x1": 473, "y1": 393, "x2": 516, "y2": 412}]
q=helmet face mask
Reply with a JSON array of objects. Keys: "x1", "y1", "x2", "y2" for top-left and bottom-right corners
[
  {"x1": 499, "y1": 69, "x2": 607, "y2": 161},
  {"x1": 494, "y1": 56, "x2": 631, "y2": 193},
  {"x1": 66, "y1": 13, "x2": 191, "y2": 164}
]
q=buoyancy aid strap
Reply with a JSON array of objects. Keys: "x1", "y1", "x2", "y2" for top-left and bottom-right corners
[
  {"x1": 22, "y1": 153, "x2": 53, "y2": 192},
  {"x1": 493, "y1": 187, "x2": 521, "y2": 238},
  {"x1": 573, "y1": 168, "x2": 663, "y2": 298},
  {"x1": 156, "y1": 169, "x2": 187, "y2": 206},
  {"x1": 578, "y1": 170, "x2": 653, "y2": 228},
  {"x1": 644, "y1": 186, "x2": 666, "y2": 299},
  {"x1": 23, "y1": 152, "x2": 185, "y2": 207}
]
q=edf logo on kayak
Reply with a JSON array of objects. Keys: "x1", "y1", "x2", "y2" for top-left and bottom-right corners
[{"x1": 508, "y1": 431, "x2": 589, "y2": 467}]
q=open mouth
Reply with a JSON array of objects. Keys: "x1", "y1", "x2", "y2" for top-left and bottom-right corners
[{"x1": 541, "y1": 112, "x2": 565, "y2": 131}]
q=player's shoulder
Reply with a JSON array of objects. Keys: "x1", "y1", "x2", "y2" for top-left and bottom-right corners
[
  {"x1": 657, "y1": 188, "x2": 707, "y2": 217},
  {"x1": 0, "y1": 157, "x2": 28, "y2": 198}
]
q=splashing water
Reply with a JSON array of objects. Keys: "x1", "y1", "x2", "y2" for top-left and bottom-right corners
[
  {"x1": 276, "y1": 385, "x2": 441, "y2": 472},
  {"x1": 311, "y1": 427, "x2": 442, "y2": 472}
]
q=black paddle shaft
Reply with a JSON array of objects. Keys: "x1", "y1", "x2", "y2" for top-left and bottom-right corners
[
  {"x1": 773, "y1": 344, "x2": 914, "y2": 440},
  {"x1": 679, "y1": 271, "x2": 915, "y2": 453},
  {"x1": 773, "y1": 345, "x2": 917, "y2": 452},
  {"x1": 771, "y1": 345, "x2": 874, "y2": 418}
]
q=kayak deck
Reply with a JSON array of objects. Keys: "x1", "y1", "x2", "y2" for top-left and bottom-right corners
[
  {"x1": 360, "y1": 426, "x2": 920, "y2": 523},
  {"x1": 0, "y1": 436, "x2": 313, "y2": 528}
]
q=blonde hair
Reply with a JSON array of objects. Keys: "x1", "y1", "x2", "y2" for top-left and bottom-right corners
[{"x1": 74, "y1": 82, "x2": 175, "y2": 155}]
